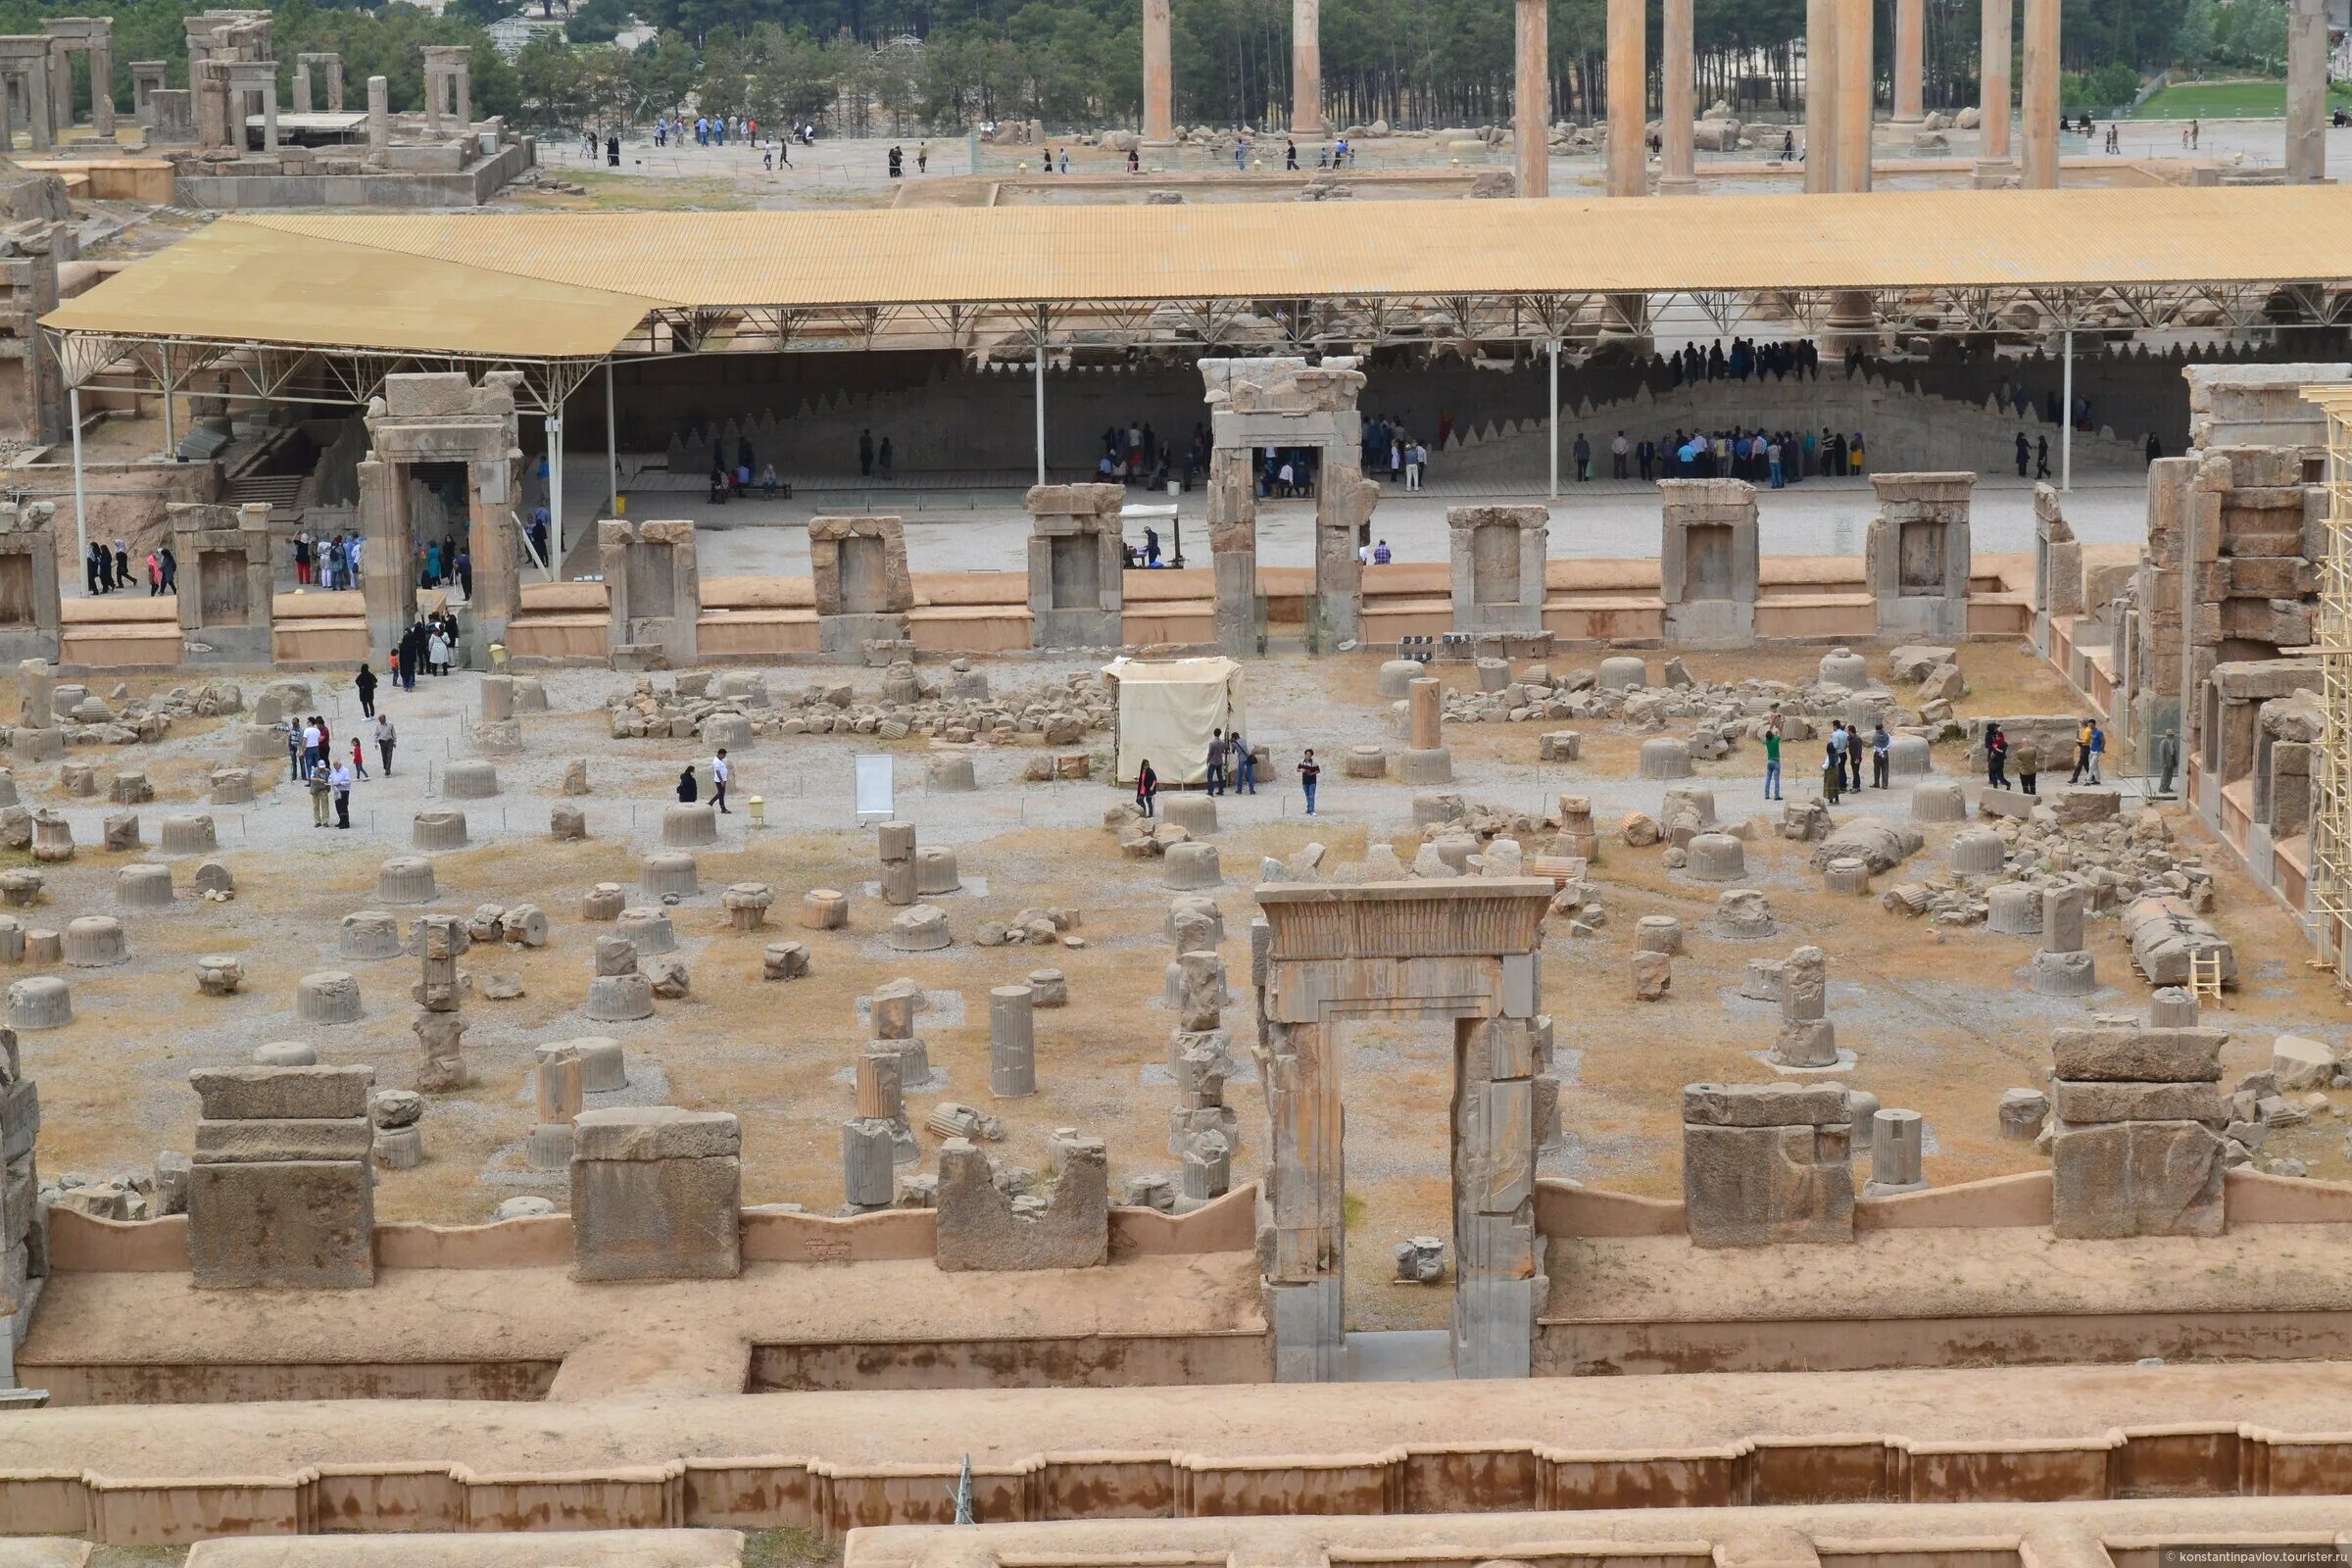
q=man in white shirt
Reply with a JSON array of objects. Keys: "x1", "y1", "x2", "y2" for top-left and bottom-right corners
[
  {"x1": 328, "y1": 760, "x2": 354, "y2": 829},
  {"x1": 711, "y1": 748, "x2": 732, "y2": 813},
  {"x1": 1357, "y1": 541, "x2": 1372, "y2": 565},
  {"x1": 301, "y1": 719, "x2": 322, "y2": 771}
]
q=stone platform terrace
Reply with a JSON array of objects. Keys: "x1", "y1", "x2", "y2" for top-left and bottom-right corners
[
  {"x1": 846, "y1": 1497, "x2": 2352, "y2": 1568},
  {"x1": 18, "y1": 1250, "x2": 1267, "y2": 1403},
  {"x1": 1540, "y1": 1219, "x2": 2352, "y2": 1375},
  {"x1": 14, "y1": 1362, "x2": 2352, "y2": 1543}
]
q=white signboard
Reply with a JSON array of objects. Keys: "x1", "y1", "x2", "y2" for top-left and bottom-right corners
[{"x1": 855, "y1": 754, "x2": 895, "y2": 819}]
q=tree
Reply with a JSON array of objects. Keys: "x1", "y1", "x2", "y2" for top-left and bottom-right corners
[{"x1": 565, "y1": 0, "x2": 634, "y2": 45}]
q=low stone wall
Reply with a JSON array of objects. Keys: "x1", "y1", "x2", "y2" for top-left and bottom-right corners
[
  {"x1": 173, "y1": 142, "x2": 536, "y2": 211},
  {"x1": 12, "y1": 1420, "x2": 2352, "y2": 1545}
]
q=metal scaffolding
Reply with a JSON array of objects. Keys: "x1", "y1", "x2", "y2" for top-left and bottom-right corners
[{"x1": 2303, "y1": 386, "x2": 2352, "y2": 981}]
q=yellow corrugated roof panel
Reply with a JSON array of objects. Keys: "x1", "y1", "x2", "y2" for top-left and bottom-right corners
[
  {"x1": 45, "y1": 219, "x2": 666, "y2": 357},
  {"x1": 46, "y1": 184, "x2": 2352, "y2": 355}
]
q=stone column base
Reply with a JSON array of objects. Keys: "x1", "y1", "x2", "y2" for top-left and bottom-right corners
[
  {"x1": 1654, "y1": 173, "x2": 1699, "y2": 196},
  {"x1": 1396, "y1": 747, "x2": 1454, "y2": 785},
  {"x1": 1821, "y1": 289, "x2": 1879, "y2": 354},
  {"x1": 2030, "y1": 949, "x2": 2097, "y2": 997},
  {"x1": 1973, "y1": 157, "x2": 2016, "y2": 188}
]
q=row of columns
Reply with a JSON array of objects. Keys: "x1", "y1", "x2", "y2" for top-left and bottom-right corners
[{"x1": 1137, "y1": 0, "x2": 2326, "y2": 196}]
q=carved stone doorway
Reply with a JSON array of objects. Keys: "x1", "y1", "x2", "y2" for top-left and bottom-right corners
[{"x1": 1251, "y1": 879, "x2": 1554, "y2": 1380}]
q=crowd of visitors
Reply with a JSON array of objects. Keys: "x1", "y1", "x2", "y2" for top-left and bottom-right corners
[
  {"x1": 84, "y1": 538, "x2": 165, "y2": 596},
  {"x1": 293, "y1": 529, "x2": 363, "y2": 592}
]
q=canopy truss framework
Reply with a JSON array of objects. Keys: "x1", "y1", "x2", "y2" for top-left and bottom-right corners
[{"x1": 51, "y1": 282, "x2": 2352, "y2": 413}]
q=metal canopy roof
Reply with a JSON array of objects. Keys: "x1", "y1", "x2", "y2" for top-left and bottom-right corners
[{"x1": 43, "y1": 183, "x2": 2352, "y2": 372}]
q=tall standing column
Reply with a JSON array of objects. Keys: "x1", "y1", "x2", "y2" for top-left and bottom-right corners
[
  {"x1": 90, "y1": 41, "x2": 113, "y2": 135},
  {"x1": 1512, "y1": 0, "x2": 1548, "y2": 197},
  {"x1": 1891, "y1": 0, "x2": 1925, "y2": 127},
  {"x1": 1290, "y1": 0, "x2": 1322, "y2": 137},
  {"x1": 2287, "y1": 0, "x2": 2328, "y2": 184},
  {"x1": 1658, "y1": 0, "x2": 1697, "y2": 195},
  {"x1": 1975, "y1": 0, "x2": 2014, "y2": 187},
  {"x1": 1142, "y1": 0, "x2": 1173, "y2": 145},
  {"x1": 1804, "y1": 0, "x2": 1839, "y2": 193},
  {"x1": 2019, "y1": 0, "x2": 2059, "y2": 188},
  {"x1": 1835, "y1": 0, "x2": 1874, "y2": 192},
  {"x1": 1606, "y1": 0, "x2": 1645, "y2": 196}
]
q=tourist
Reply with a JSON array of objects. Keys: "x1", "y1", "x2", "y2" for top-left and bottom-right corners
[
  {"x1": 2086, "y1": 721, "x2": 2105, "y2": 784},
  {"x1": 146, "y1": 550, "x2": 161, "y2": 595},
  {"x1": 308, "y1": 755, "x2": 332, "y2": 827},
  {"x1": 2145, "y1": 432, "x2": 2162, "y2": 465},
  {"x1": 1768, "y1": 436, "x2": 1784, "y2": 489},
  {"x1": 426, "y1": 623, "x2": 452, "y2": 677},
  {"x1": 1612, "y1": 430, "x2": 1629, "y2": 479},
  {"x1": 1870, "y1": 722, "x2": 1890, "y2": 789},
  {"x1": 424, "y1": 539, "x2": 442, "y2": 588},
  {"x1": 918, "y1": 143, "x2": 929, "y2": 173},
  {"x1": 1848, "y1": 431, "x2": 1866, "y2": 475},
  {"x1": 330, "y1": 756, "x2": 354, "y2": 829},
  {"x1": 878, "y1": 437, "x2": 894, "y2": 479},
  {"x1": 1229, "y1": 728, "x2": 1254, "y2": 794},
  {"x1": 2016, "y1": 432, "x2": 2032, "y2": 477},
  {"x1": 606, "y1": 133, "x2": 619, "y2": 168},
  {"x1": 1637, "y1": 436, "x2": 1654, "y2": 481},
  {"x1": 1206, "y1": 727, "x2": 1227, "y2": 797},
  {"x1": 2036, "y1": 435, "x2": 2050, "y2": 480},
  {"x1": 675, "y1": 764, "x2": 698, "y2": 805},
  {"x1": 457, "y1": 548, "x2": 473, "y2": 603},
  {"x1": 1059, "y1": 150, "x2": 1070, "y2": 172},
  {"x1": 1405, "y1": 443, "x2": 1424, "y2": 491},
  {"x1": 1573, "y1": 432, "x2": 1591, "y2": 482},
  {"x1": 83, "y1": 541, "x2": 101, "y2": 595},
  {"x1": 1235, "y1": 141, "x2": 1248, "y2": 171},
  {"x1": 283, "y1": 718, "x2": 302, "y2": 783},
  {"x1": 711, "y1": 747, "x2": 732, "y2": 813},
  {"x1": 858, "y1": 428, "x2": 874, "y2": 477},
  {"x1": 300, "y1": 713, "x2": 323, "y2": 772},
  {"x1": 294, "y1": 528, "x2": 313, "y2": 586},
  {"x1": 375, "y1": 713, "x2": 396, "y2": 776},
  {"x1": 159, "y1": 543, "x2": 175, "y2": 595},
  {"x1": 1134, "y1": 757, "x2": 1158, "y2": 817},
  {"x1": 1297, "y1": 748, "x2": 1320, "y2": 815},
  {"x1": 2069, "y1": 716, "x2": 2093, "y2": 783},
  {"x1": 1821, "y1": 736, "x2": 1842, "y2": 804},
  {"x1": 1373, "y1": 538, "x2": 1392, "y2": 564},
  {"x1": 355, "y1": 662, "x2": 377, "y2": 719},
  {"x1": 1763, "y1": 709, "x2": 1784, "y2": 801},
  {"x1": 2013, "y1": 735, "x2": 2037, "y2": 796},
  {"x1": 1985, "y1": 723, "x2": 2010, "y2": 789}
]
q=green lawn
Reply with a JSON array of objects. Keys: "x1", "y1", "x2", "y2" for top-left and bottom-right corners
[{"x1": 2130, "y1": 78, "x2": 2352, "y2": 119}]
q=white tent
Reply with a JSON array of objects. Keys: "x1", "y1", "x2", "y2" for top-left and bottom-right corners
[{"x1": 1102, "y1": 657, "x2": 1247, "y2": 787}]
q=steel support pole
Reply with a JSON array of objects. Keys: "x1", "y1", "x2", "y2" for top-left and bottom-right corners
[
  {"x1": 605, "y1": 363, "x2": 618, "y2": 520},
  {"x1": 1547, "y1": 339, "x2": 1560, "y2": 500},
  {"x1": 68, "y1": 384, "x2": 87, "y2": 577},
  {"x1": 548, "y1": 413, "x2": 564, "y2": 580},
  {"x1": 1034, "y1": 310, "x2": 1048, "y2": 487},
  {"x1": 2060, "y1": 327, "x2": 2073, "y2": 494}
]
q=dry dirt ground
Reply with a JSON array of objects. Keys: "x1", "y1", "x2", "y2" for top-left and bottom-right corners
[{"x1": 15, "y1": 638, "x2": 2343, "y2": 1335}]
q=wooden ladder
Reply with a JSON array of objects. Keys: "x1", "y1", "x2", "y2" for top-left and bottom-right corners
[{"x1": 2189, "y1": 948, "x2": 2226, "y2": 1006}]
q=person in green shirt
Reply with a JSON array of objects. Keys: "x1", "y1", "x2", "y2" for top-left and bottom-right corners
[{"x1": 1763, "y1": 706, "x2": 1784, "y2": 801}]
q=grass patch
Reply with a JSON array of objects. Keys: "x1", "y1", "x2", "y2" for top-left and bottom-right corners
[
  {"x1": 2131, "y1": 79, "x2": 2352, "y2": 118},
  {"x1": 746, "y1": 1526, "x2": 843, "y2": 1568}
]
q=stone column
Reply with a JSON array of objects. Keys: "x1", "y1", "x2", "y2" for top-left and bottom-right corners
[
  {"x1": 1142, "y1": 0, "x2": 1173, "y2": 145},
  {"x1": 90, "y1": 39, "x2": 113, "y2": 135},
  {"x1": 878, "y1": 820, "x2": 917, "y2": 906},
  {"x1": 1804, "y1": 0, "x2": 1839, "y2": 193},
  {"x1": 989, "y1": 983, "x2": 1037, "y2": 1098},
  {"x1": 422, "y1": 63, "x2": 440, "y2": 136},
  {"x1": 1975, "y1": 0, "x2": 2014, "y2": 186},
  {"x1": 1290, "y1": 0, "x2": 1322, "y2": 137},
  {"x1": 2019, "y1": 0, "x2": 2058, "y2": 188},
  {"x1": 1400, "y1": 676, "x2": 1452, "y2": 784},
  {"x1": 1658, "y1": 0, "x2": 1697, "y2": 195},
  {"x1": 1207, "y1": 446, "x2": 1256, "y2": 658},
  {"x1": 454, "y1": 60, "x2": 470, "y2": 125},
  {"x1": 292, "y1": 60, "x2": 311, "y2": 115},
  {"x1": 1769, "y1": 945, "x2": 1838, "y2": 1068},
  {"x1": 2288, "y1": 0, "x2": 2327, "y2": 184},
  {"x1": 1835, "y1": 0, "x2": 1873, "y2": 192},
  {"x1": 327, "y1": 56, "x2": 344, "y2": 113},
  {"x1": 1605, "y1": 0, "x2": 1645, "y2": 196},
  {"x1": 1890, "y1": 0, "x2": 1925, "y2": 128},
  {"x1": 24, "y1": 63, "x2": 51, "y2": 154},
  {"x1": 367, "y1": 74, "x2": 387, "y2": 158},
  {"x1": 1512, "y1": 0, "x2": 1548, "y2": 198},
  {"x1": 260, "y1": 80, "x2": 277, "y2": 154}
]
